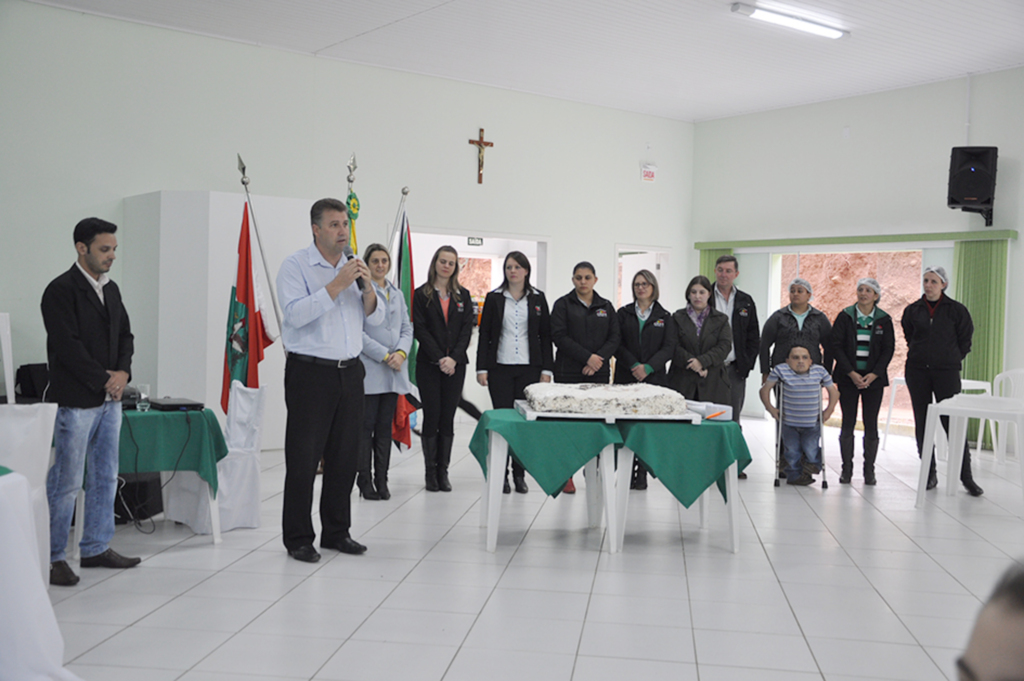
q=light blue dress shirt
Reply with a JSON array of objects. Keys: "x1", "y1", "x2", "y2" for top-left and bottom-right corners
[{"x1": 276, "y1": 242, "x2": 384, "y2": 361}]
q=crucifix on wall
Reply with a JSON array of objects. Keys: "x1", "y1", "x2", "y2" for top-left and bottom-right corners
[{"x1": 468, "y1": 128, "x2": 493, "y2": 184}]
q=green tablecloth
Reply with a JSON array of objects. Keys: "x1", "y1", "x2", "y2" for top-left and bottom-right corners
[
  {"x1": 469, "y1": 410, "x2": 751, "y2": 507},
  {"x1": 119, "y1": 408, "x2": 228, "y2": 495},
  {"x1": 618, "y1": 419, "x2": 751, "y2": 508},
  {"x1": 469, "y1": 409, "x2": 622, "y2": 495},
  {"x1": 0, "y1": 465, "x2": 11, "y2": 476}
]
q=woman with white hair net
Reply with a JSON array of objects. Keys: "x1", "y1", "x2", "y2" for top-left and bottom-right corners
[
  {"x1": 829, "y1": 278, "x2": 895, "y2": 485},
  {"x1": 901, "y1": 266, "x2": 982, "y2": 496},
  {"x1": 759, "y1": 278, "x2": 833, "y2": 380}
]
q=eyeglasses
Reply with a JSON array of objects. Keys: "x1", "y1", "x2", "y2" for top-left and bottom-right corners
[{"x1": 633, "y1": 281, "x2": 651, "y2": 289}]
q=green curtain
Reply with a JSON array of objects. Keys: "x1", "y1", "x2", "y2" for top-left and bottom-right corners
[
  {"x1": 699, "y1": 248, "x2": 733, "y2": 280},
  {"x1": 953, "y1": 239, "x2": 1008, "y2": 449}
]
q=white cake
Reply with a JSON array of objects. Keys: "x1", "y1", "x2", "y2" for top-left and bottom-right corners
[{"x1": 524, "y1": 383, "x2": 687, "y2": 416}]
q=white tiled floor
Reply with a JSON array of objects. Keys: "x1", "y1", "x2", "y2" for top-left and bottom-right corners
[{"x1": 50, "y1": 416, "x2": 1024, "y2": 680}]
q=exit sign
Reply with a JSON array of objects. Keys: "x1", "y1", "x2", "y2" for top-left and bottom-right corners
[{"x1": 467, "y1": 237, "x2": 483, "y2": 246}]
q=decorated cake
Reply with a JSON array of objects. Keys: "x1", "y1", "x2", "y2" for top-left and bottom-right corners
[{"x1": 524, "y1": 383, "x2": 687, "y2": 416}]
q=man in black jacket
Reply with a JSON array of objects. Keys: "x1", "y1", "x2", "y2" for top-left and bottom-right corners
[
  {"x1": 710, "y1": 256, "x2": 760, "y2": 424},
  {"x1": 42, "y1": 218, "x2": 140, "y2": 586}
]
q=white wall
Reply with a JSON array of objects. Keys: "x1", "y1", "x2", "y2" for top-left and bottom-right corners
[
  {"x1": 693, "y1": 68, "x2": 1024, "y2": 370},
  {"x1": 0, "y1": 0, "x2": 693, "y2": 400}
]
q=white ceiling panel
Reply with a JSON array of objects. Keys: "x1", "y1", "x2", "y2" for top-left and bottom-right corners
[{"x1": 29, "y1": 0, "x2": 1024, "y2": 120}]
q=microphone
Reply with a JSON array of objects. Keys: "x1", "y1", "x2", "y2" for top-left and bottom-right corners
[{"x1": 342, "y1": 244, "x2": 365, "y2": 290}]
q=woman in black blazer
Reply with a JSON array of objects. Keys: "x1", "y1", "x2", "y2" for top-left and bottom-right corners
[
  {"x1": 412, "y1": 246, "x2": 474, "y2": 492},
  {"x1": 476, "y1": 251, "x2": 554, "y2": 494},
  {"x1": 668, "y1": 275, "x2": 733, "y2": 405},
  {"x1": 550, "y1": 261, "x2": 620, "y2": 493},
  {"x1": 615, "y1": 269, "x2": 677, "y2": 489},
  {"x1": 830, "y1": 278, "x2": 895, "y2": 485}
]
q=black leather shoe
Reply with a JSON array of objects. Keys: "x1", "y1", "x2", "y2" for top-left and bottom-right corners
[
  {"x1": 513, "y1": 476, "x2": 528, "y2": 494},
  {"x1": 737, "y1": 471, "x2": 748, "y2": 480},
  {"x1": 503, "y1": 474, "x2": 511, "y2": 494},
  {"x1": 50, "y1": 560, "x2": 80, "y2": 586},
  {"x1": 80, "y1": 548, "x2": 141, "y2": 569},
  {"x1": 323, "y1": 537, "x2": 367, "y2": 555},
  {"x1": 963, "y1": 479, "x2": 984, "y2": 497},
  {"x1": 288, "y1": 545, "x2": 321, "y2": 563},
  {"x1": 926, "y1": 470, "x2": 938, "y2": 490}
]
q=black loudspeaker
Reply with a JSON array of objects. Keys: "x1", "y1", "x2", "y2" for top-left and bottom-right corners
[
  {"x1": 114, "y1": 473, "x2": 164, "y2": 524},
  {"x1": 948, "y1": 146, "x2": 997, "y2": 226}
]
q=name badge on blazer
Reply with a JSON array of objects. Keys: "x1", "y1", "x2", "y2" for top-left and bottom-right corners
[
  {"x1": 534, "y1": 305, "x2": 542, "y2": 316},
  {"x1": 874, "y1": 327, "x2": 884, "y2": 335},
  {"x1": 596, "y1": 309, "x2": 608, "y2": 318},
  {"x1": 456, "y1": 301, "x2": 465, "y2": 313},
  {"x1": 653, "y1": 319, "x2": 665, "y2": 327},
  {"x1": 739, "y1": 308, "x2": 749, "y2": 317}
]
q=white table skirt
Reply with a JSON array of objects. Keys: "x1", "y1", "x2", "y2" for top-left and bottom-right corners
[{"x1": 0, "y1": 472, "x2": 84, "y2": 681}]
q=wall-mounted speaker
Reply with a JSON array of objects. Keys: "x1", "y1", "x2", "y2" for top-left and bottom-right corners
[{"x1": 948, "y1": 146, "x2": 997, "y2": 226}]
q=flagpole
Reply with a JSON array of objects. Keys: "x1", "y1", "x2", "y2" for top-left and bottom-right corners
[
  {"x1": 236, "y1": 154, "x2": 283, "y2": 333},
  {"x1": 388, "y1": 186, "x2": 410, "y2": 249}
]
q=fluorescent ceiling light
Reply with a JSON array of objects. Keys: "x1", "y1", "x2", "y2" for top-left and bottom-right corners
[{"x1": 731, "y1": 3, "x2": 849, "y2": 40}]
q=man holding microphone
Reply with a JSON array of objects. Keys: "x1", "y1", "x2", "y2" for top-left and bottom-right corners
[{"x1": 276, "y1": 198, "x2": 384, "y2": 562}]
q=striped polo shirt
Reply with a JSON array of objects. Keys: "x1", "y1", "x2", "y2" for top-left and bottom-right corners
[
  {"x1": 769, "y1": 363, "x2": 834, "y2": 428},
  {"x1": 855, "y1": 308, "x2": 876, "y2": 371}
]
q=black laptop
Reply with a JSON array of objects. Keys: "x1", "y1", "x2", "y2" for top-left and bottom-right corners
[{"x1": 149, "y1": 397, "x2": 205, "y2": 411}]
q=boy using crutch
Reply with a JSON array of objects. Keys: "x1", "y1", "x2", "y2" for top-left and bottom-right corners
[{"x1": 760, "y1": 344, "x2": 839, "y2": 486}]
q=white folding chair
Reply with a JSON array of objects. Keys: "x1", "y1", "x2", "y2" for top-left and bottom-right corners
[
  {"x1": 992, "y1": 369, "x2": 1024, "y2": 463},
  {"x1": 0, "y1": 403, "x2": 59, "y2": 585},
  {"x1": 163, "y1": 381, "x2": 265, "y2": 534}
]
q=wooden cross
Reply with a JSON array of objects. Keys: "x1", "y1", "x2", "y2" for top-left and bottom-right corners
[{"x1": 468, "y1": 128, "x2": 493, "y2": 184}]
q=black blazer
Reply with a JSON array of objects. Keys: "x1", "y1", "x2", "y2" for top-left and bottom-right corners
[
  {"x1": 759, "y1": 306, "x2": 833, "y2": 375},
  {"x1": 412, "y1": 285, "x2": 474, "y2": 366},
  {"x1": 41, "y1": 265, "x2": 134, "y2": 409},
  {"x1": 709, "y1": 287, "x2": 760, "y2": 378},
  {"x1": 667, "y1": 307, "x2": 733, "y2": 404},
  {"x1": 476, "y1": 289, "x2": 554, "y2": 372},
  {"x1": 613, "y1": 301, "x2": 676, "y2": 386},
  {"x1": 831, "y1": 305, "x2": 895, "y2": 389},
  {"x1": 901, "y1": 295, "x2": 973, "y2": 372},
  {"x1": 550, "y1": 290, "x2": 620, "y2": 382}
]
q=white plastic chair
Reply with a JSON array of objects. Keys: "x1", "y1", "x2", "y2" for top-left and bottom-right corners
[
  {"x1": 0, "y1": 403, "x2": 59, "y2": 585},
  {"x1": 992, "y1": 369, "x2": 1024, "y2": 462},
  {"x1": 163, "y1": 381, "x2": 265, "y2": 534},
  {"x1": 0, "y1": 313, "x2": 14, "y2": 403}
]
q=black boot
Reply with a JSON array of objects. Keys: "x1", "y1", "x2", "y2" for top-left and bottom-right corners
[
  {"x1": 422, "y1": 435, "x2": 440, "y2": 492},
  {"x1": 960, "y1": 447, "x2": 984, "y2": 497},
  {"x1": 863, "y1": 434, "x2": 879, "y2": 486},
  {"x1": 357, "y1": 472, "x2": 380, "y2": 500},
  {"x1": 356, "y1": 439, "x2": 380, "y2": 499},
  {"x1": 839, "y1": 433, "x2": 854, "y2": 484},
  {"x1": 436, "y1": 434, "x2": 453, "y2": 492},
  {"x1": 502, "y1": 473, "x2": 511, "y2": 494},
  {"x1": 511, "y1": 458, "x2": 528, "y2": 494},
  {"x1": 372, "y1": 432, "x2": 391, "y2": 500},
  {"x1": 632, "y1": 460, "x2": 648, "y2": 490},
  {"x1": 926, "y1": 456, "x2": 938, "y2": 490}
]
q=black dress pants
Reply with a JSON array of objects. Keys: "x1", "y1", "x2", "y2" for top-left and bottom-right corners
[
  {"x1": 905, "y1": 366, "x2": 971, "y2": 474},
  {"x1": 282, "y1": 356, "x2": 365, "y2": 551},
  {"x1": 487, "y1": 364, "x2": 542, "y2": 409},
  {"x1": 838, "y1": 384, "x2": 884, "y2": 439},
  {"x1": 416, "y1": 362, "x2": 466, "y2": 438}
]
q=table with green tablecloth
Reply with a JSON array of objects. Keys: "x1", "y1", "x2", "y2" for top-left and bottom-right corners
[
  {"x1": 469, "y1": 409, "x2": 751, "y2": 553},
  {"x1": 119, "y1": 408, "x2": 228, "y2": 494},
  {"x1": 469, "y1": 409, "x2": 622, "y2": 552},
  {"x1": 108, "y1": 407, "x2": 227, "y2": 545}
]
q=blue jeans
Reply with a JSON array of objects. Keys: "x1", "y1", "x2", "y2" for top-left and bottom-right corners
[
  {"x1": 781, "y1": 422, "x2": 820, "y2": 482},
  {"x1": 47, "y1": 402, "x2": 122, "y2": 562}
]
